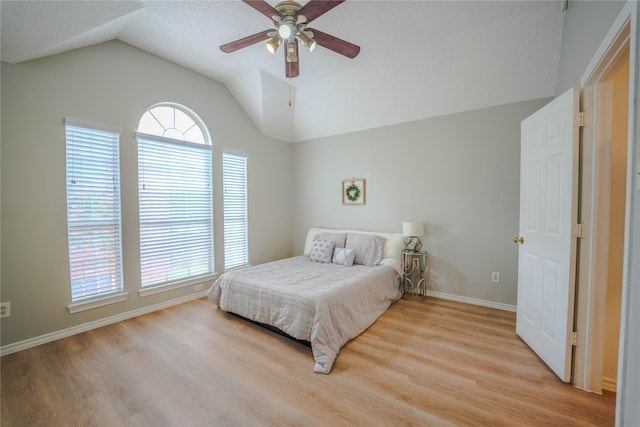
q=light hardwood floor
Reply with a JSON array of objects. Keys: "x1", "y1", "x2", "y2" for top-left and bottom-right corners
[{"x1": 1, "y1": 297, "x2": 615, "y2": 426}]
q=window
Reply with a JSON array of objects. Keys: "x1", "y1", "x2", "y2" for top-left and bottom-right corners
[
  {"x1": 223, "y1": 152, "x2": 248, "y2": 269},
  {"x1": 65, "y1": 119, "x2": 123, "y2": 302},
  {"x1": 137, "y1": 104, "x2": 213, "y2": 288}
]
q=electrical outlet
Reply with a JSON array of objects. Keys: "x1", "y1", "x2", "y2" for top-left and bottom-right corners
[
  {"x1": 491, "y1": 272, "x2": 501, "y2": 284},
  {"x1": 194, "y1": 284, "x2": 204, "y2": 292},
  {"x1": 0, "y1": 302, "x2": 11, "y2": 318}
]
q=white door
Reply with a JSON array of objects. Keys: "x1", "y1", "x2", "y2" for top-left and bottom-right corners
[{"x1": 516, "y1": 88, "x2": 579, "y2": 382}]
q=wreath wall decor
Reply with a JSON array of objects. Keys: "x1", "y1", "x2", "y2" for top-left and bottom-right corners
[{"x1": 342, "y1": 179, "x2": 366, "y2": 205}]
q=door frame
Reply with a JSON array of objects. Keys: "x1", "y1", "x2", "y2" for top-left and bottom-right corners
[{"x1": 574, "y1": 0, "x2": 637, "y2": 400}]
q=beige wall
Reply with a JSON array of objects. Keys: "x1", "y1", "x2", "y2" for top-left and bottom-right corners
[
  {"x1": 555, "y1": 0, "x2": 626, "y2": 95},
  {"x1": 0, "y1": 38, "x2": 552, "y2": 346},
  {"x1": 0, "y1": 41, "x2": 293, "y2": 346},
  {"x1": 292, "y1": 98, "x2": 550, "y2": 307}
]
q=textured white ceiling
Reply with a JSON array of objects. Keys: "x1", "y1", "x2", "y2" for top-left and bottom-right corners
[{"x1": 1, "y1": 0, "x2": 564, "y2": 142}]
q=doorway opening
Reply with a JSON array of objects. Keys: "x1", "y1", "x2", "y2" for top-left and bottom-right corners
[
  {"x1": 599, "y1": 52, "x2": 629, "y2": 394},
  {"x1": 573, "y1": 13, "x2": 631, "y2": 395}
]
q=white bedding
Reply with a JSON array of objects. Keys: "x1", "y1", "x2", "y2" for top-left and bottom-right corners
[{"x1": 207, "y1": 255, "x2": 401, "y2": 374}]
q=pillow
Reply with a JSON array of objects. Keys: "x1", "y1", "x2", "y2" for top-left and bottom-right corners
[
  {"x1": 309, "y1": 239, "x2": 335, "y2": 263},
  {"x1": 332, "y1": 247, "x2": 355, "y2": 267},
  {"x1": 314, "y1": 232, "x2": 347, "y2": 249},
  {"x1": 345, "y1": 233, "x2": 385, "y2": 266}
]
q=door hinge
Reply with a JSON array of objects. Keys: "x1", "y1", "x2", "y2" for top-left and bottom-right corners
[
  {"x1": 578, "y1": 111, "x2": 585, "y2": 127},
  {"x1": 573, "y1": 223, "x2": 585, "y2": 238},
  {"x1": 569, "y1": 332, "x2": 579, "y2": 346}
]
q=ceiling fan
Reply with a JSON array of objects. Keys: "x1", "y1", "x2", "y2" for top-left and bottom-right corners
[{"x1": 220, "y1": 0, "x2": 360, "y2": 78}]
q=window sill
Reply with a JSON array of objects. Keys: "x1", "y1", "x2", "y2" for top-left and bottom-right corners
[
  {"x1": 67, "y1": 292, "x2": 129, "y2": 314},
  {"x1": 138, "y1": 274, "x2": 218, "y2": 298},
  {"x1": 224, "y1": 263, "x2": 251, "y2": 272}
]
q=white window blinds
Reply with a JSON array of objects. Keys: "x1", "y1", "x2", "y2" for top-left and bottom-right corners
[
  {"x1": 223, "y1": 152, "x2": 248, "y2": 269},
  {"x1": 137, "y1": 135, "x2": 213, "y2": 287},
  {"x1": 65, "y1": 120, "x2": 123, "y2": 301}
]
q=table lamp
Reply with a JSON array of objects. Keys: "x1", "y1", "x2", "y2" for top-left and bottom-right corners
[{"x1": 403, "y1": 221, "x2": 424, "y2": 252}]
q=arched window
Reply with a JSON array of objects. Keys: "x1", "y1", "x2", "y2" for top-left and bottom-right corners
[
  {"x1": 138, "y1": 104, "x2": 209, "y2": 144},
  {"x1": 136, "y1": 103, "x2": 214, "y2": 289}
]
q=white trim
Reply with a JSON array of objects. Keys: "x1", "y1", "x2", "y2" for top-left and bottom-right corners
[
  {"x1": 64, "y1": 117, "x2": 123, "y2": 135},
  {"x1": 138, "y1": 274, "x2": 217, "y2": 297},
  {"x1": 67, "y1": 292, "x2": 129, "y2": 314},
  {"x1": 1, "y1": 292, "x2": 208, "y2": 357},
  {"x1": 5, "y1": 288, "x2": 512, "y2": 357},
  {"x1": 135, "y1": 132, "x2": 212, "y2": 150},
  {"x1": 427, "y1": 290, "x2": 516, "y2": 312},
  {"x1": 617, "y1": 1, "x2": 639, "y2": 425}
]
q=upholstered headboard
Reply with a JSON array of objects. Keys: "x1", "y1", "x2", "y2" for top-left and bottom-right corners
[{"x1": 304, "y1": 227, "x2": 404, "y2": 275}]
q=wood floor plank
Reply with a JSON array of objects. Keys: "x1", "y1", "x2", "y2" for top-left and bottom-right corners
[{"x1": 1, "y1": 297, "x2": 615, "y2": 426}]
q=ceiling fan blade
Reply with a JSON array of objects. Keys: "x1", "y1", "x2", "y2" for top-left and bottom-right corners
[
  {"x1": 307, "y1": 28, "x2": 360, "y2": 58},
  {"x1": 285, "y1": 40, "x2": 300, "y2": 78},
  {"x1": 297, "y1": 0, "x2": 345, "y2": 24},
  {"x1": 220, "y1": 30, "x2": 272, "y2": 53},
  {"x1": 241, "y1": 0, "x2": 280, "y2": 20}
]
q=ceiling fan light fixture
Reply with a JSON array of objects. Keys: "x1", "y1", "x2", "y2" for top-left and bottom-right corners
[
  {"x1": 297, "y1": 31, "x2": 316, "y2": 52},
  {"x1": 278, "y1": 22, "x2": 297, "y2": 41},
  {"x1": 286, "y1": 41, "x2": 298, "y2": 63},
  {"x1": 220, "y1": 0, "x2": 360, "y2": 78},
  {"x1": 265, "y1": 35, "x2": 282, "y2": 54}
]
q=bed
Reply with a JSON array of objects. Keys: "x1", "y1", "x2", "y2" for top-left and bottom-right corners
[{"x1": 207, "y1": 227, "x2": 404, "y2": 374}]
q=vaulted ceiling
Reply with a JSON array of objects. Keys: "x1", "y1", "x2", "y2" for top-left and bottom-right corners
[{"x1": 1, "y1": 1, "x2": 564, "y2": 142}]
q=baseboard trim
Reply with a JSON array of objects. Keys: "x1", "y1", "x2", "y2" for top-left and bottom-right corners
[
  {"x1": 602, "y1": 376, "x2": 617, "y2": 394},
  {"x1": 0, "y1": 291, "x2": 209, "y2": 357},
  {"x1": 1, "y1": 289, "x2": 515, "y2": 356},
  {"x1": 427, "y1": 290, "x2": 517, "y2": 312}
]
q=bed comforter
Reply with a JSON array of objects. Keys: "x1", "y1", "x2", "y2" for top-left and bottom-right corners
[{"x1": 207, "y1": 256, "x2": 401, "y2": 374}]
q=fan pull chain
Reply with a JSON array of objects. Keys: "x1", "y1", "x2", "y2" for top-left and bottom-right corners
[{"x1": 288, "y1": 79, "x2": 292, "y2": 107}]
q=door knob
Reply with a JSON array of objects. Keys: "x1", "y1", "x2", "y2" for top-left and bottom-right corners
[{"x1": 513, "y1": 236, "x2": 524, "y2": 244}]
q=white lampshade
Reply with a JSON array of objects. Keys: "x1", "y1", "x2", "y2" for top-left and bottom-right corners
[
  {"x1": 403, "y1": 221, "x2": 424, "y2": 237},
  {"x1": 278, "y1": 22, "x2": 297, "y2": 40}
]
